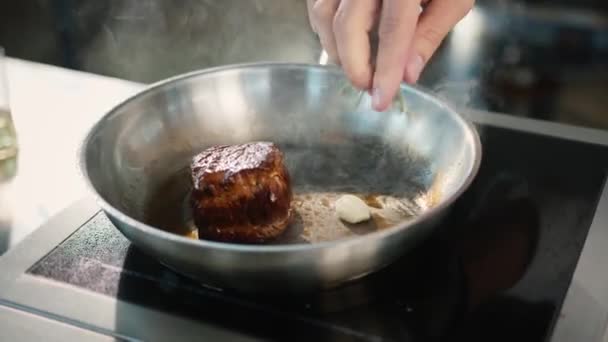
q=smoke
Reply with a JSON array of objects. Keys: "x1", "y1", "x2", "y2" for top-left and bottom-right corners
[
  {"x1": 431, "y1": 79, "x2": 480, "y2": 110},
  {"x1": 70, "y1": 0, "x2": 490, "y2": 128},
  {"x1": 73, "y1": 0, "x2": 321, "y2": 83}
]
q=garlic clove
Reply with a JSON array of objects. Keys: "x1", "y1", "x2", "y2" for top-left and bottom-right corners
[{"x1": 335, "y1": 194, "x2": 371, "y2": 224}]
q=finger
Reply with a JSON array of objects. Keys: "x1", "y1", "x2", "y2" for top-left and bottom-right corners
[
  {"x1": 306, "y1": 0, "x2": 317, "y2": 32},
  {"x1": 332, "y1": 0, "x2": 380, "y2": 89},
  {"x1": 372, "y1": 0, "x2": 421, "y2": 111},
  {"x1": 312, "y1": 0, "x2": 341, "y2": 63},
  {"x1": 404, "y1": 0, "x2": 474, "y2": 83}
]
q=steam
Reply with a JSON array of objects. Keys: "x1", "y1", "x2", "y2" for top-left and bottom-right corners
[
  {"x1": 76, "y1": 0, "x2": 321, "y2": 83},
  {"x1": 74, "y1": 0, "x2": 489, "y2": 123},
  {"x1": 431, "y1": 80, "x2": 479, "y2": 109},
  {"x1": 74, "y1": 1, "x2": 481, "y2": 201}
]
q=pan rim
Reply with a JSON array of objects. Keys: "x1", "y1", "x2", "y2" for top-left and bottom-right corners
[{"x1": 79, "y1": 62, "x2": 482, "y2": 253}]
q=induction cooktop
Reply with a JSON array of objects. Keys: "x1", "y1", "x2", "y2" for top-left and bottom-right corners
[{"x1": 0, "y1": 110, "x2": 607, "y2": 342}]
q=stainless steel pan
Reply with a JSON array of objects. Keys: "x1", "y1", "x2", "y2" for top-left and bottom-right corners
[{"x1": 80, "y1": 63, "x2": 481, "y2": 294}]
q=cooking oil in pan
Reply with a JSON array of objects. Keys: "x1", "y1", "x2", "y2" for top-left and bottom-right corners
[
  {"x1": 144, "y1": 141, "x2": 430, "y2": 244},
  {"x1": 286, "y1": 192, "x2": 419, "y2": 243},
  {"x1": 144, "y1": 171, "x2": 423, "y2": 244}
]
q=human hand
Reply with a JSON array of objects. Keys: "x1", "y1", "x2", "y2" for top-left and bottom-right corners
[{"x1": 306, "y1": 0, "x2": 474, "y2": 111}]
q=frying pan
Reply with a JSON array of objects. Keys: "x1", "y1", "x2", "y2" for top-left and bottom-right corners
[{"x1": 80, "y1": 63, "x2": 481, "y2": 294}]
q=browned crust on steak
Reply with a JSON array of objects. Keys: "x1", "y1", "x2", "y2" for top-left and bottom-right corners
[{"x1": 190, "y1": 142, "x2": 292, "y2": 243}]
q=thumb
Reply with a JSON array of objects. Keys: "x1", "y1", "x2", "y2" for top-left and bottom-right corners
[{"x1": 404, "y1": 0, "x2": 474, "y2": 83}]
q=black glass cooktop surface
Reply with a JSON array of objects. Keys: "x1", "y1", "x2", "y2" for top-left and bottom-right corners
[{"x1": 27, "y1": 125, "x2": 608, "y2": 342}]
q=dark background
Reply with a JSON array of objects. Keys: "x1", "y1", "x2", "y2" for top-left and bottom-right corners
[{"x1": 1, "y1": 0, "x2": 607, "y2": 129}]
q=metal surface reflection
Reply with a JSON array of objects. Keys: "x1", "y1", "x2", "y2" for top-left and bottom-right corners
[{"x1": 81, "y1": 63, "x2": 480, "y2": 293}]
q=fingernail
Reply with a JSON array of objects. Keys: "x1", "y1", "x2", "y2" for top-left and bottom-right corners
[
  {"x1": 372, "y1": 87, "x2": 382, "y2": 110},
  {"x1": 406, "y1": 54, "x2": 424, "y2": 83}
]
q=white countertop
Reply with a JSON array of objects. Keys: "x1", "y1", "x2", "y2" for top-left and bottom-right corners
[{"x1": 0, "y1": 58, "x2": 143, "y2": 251}]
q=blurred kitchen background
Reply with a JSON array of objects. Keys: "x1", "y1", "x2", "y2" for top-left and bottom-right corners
[{"x1": 0, "y1": 0, "x2": 607, "y2": 129}]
